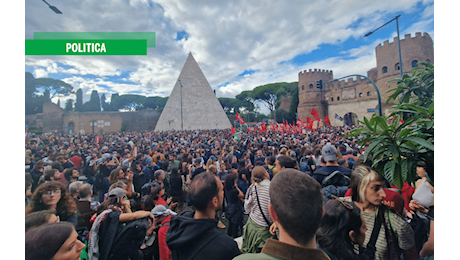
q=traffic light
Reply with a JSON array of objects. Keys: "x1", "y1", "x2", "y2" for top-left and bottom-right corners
[{"x1": 316, "y1": 79, "x2": 323, "y2": 90}]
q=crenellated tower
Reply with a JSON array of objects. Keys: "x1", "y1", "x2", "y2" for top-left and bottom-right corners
[
  {"x1": 298, "y1": 69, "x2": 333, "y2": 122},
  {"x1": 374, "y1": 32, "x2": 434, "y2": 102}
]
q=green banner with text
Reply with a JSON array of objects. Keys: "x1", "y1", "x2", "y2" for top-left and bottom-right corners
[{"x1": 25, "y1": 39, "x2": 147, "y2": 55}]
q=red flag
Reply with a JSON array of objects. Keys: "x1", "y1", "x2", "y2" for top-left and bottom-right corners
[
  {"x1": 311, "y1": 108, "x2": 320, "y2": 121},
  {"x1": 248, "y1": 126, "x2": 251, "y2": 132},
  {"x1": 324, "y1": 116, "x2": 332, "y2": 127},
  {"x1": 236, "y1": 112, "x2": 245, "y2": 125},
  {"x1": 231, "y1": 126, "x2": 237, "y2": 136},
  {"x1": 296, "y1": 118, "x2": 302, "y2": 127},
  {"x1": 95, "y1": 136, "x2": 100, "y2": 144},
  {"x1": 261, "y1": 122, "x2": 267, "y2": 132},
  {"x1": 306, "y1": 117, "x2": 313, "y2": 130}
]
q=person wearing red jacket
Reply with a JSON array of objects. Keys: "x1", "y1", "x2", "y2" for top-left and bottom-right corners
[{"x1": 151, "y1": 205, "x2": 175, "y2": 260}]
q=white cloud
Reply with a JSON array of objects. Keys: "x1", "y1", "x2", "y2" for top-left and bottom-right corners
[{"x1": 34, "y1": 68, "x2": 48, "y2": 78}]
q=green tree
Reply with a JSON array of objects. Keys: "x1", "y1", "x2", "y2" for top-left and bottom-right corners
[
  {"x1": 251, "y1": 82, "x2": 295, "y2": 122},
  {"x1": 100, "y1": 94, "x2": 109, "y2": 111},
  {"x1": 347, "y1": 62, "x2": 434, "y2": 189},
  {"x1": 33, "y1": 78, "x2": 73, "y2": 99},
  {"x1": 143, "y1": 96, "x2": 168, "y2": 110},
  {"x1": 83, "y1": 90, "x2": 101, "y2": 112},
  {"x1": 74, "y1": 88, "x2": 83, "y2": 112},
  {"x1": 218, "y1": 97, "x2": 253, "y2": 115},
  {"x1": 25, "y1": 72, "x2": 73, "y2": 114},
  {"x1": 65, "y1": 99, "x2": 74, "y2": 111},
  {"x1": 111, "y1": 94, "x2": 147, "y2": 111}
]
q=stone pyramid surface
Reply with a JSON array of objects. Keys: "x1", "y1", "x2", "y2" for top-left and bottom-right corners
[{"x1": 154, "y1": 53, "x2": 232, "y2": 131}]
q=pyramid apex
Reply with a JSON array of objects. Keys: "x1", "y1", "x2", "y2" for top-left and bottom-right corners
[{"x1": 154, "y1": 53, "x2": 231, "y2": 131}]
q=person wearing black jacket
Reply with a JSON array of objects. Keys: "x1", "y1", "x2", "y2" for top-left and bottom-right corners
[{"x1": 166, "y1": 172, "x2": 241, "y2": 260}]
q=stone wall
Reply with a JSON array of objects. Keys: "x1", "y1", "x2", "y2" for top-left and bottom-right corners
[{"x1": 38, "y1": 102, "x2": 161, "y2": 134}]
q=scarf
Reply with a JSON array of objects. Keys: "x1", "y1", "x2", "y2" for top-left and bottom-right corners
[{"x1": 87, "y1": 206, "x2": 123, "y2": 259}]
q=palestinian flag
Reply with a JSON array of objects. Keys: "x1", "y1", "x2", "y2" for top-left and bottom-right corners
[
  {"x1": 231, "y1": 126, "x2": 240, "y2": 140},
  {"x1": 236, "y1": 112, "x2": 247, "y2": 126}
]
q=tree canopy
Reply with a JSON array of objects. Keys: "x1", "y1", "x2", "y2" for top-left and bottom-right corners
[
  {"x1": 25, "y1": 71, "x2": 300, "y2": 123},
  {"x1": 25, "y1": 72, "x2": 74, "y2": 114}
]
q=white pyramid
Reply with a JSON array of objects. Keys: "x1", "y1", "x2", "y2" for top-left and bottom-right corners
[{"x1": 154, "y1": 53, "x2": 232, "y2": 131}]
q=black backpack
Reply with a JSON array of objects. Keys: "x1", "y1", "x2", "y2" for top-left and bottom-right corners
[{"x1": 108, "y1": 218, "x2": 148, "y2": 260}]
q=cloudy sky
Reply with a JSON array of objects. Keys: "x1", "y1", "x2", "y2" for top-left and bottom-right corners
[{"x1": 24, "y1": 0, "x2": 434, "y2": 112}]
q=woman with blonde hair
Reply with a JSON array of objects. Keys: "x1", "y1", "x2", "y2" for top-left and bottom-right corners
[
  {"x1": 241, "y1": 166, "x2": 274, "y2": 253},
  {"x1": 349, "y1": 165, "x2": 418, "y2": 260}
]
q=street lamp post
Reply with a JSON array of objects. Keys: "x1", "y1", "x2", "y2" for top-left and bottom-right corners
[
  {"x1": 364, "y1": 15, "x2": 403, "y2": 78},
  {"x1": 42, "y1": 0, "x2": 63, "y2": 14},
  {"x1": 324, "y1": 74, "x2": 382, "y2": 116}
]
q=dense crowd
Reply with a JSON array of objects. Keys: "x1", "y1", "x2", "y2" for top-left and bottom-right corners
[{"x1": 24, "y1": 126, "x2": 434, "y2": 260}]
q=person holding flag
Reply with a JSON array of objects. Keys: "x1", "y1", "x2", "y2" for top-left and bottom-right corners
[
  {"x1": 311, "y1": 108, "x2": 320, "y2": 121},
  {"x1": 261, "y1": 122, "x2": 267, "y2": 132},
  {"x1": 306, "y1": 117, "x2": 314, "y2": 130},
  {"x1": 236, "y1": 112, "x2": 248, "y2": 130},
  {"x1": 231, "y1": 126, "x2": 240, "y2": 140},
  {"x1": 324, "y1": 115, "x2": 332, "y2": 127}
]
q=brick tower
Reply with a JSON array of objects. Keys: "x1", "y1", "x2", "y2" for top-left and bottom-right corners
[{"x1": 297, "y1": 69, "x2": 333, "y2": 122}]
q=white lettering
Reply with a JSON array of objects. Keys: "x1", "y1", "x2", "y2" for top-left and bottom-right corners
[{"x1": 65, "y1": 42, "x2": 106, "y2": 53}]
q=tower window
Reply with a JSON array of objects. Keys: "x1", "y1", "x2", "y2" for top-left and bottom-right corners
[
  {"x1": 302, "y1": 85, "x2": 305, "y2": 90},
  {"x1": 359, "y1": 93, "x2": 363, "y2": 97},
  {"x1": 395, "y1": 63, "x2": 400, "y2": 71},
  {"x1": 382, "y1": 66, "x2": 388, "y2": 74},
  {"x1": 412, "y1": 60, "x2": 418, "y2": 68},
  {"x1": 331, "y1": 97, "x2": 334, "y2": 101},
  {"x1": 337, "y1": 96, "x2": 340, "y2": 101},
  {"x1": 309, "y1": 84, "x2": 313, "y2": 89},
  {"x1": 367, "y1": 91, "x2": 371, "y2": 96}
]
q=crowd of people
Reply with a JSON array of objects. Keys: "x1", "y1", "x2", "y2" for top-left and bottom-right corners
[{"x1": 24, "y1": 126, "x2": 434, "y2": 260}]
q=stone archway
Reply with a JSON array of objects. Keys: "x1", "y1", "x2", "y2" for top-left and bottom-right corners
[
  {"x1": 68, "y1": 122, "x2": 74, "y2": 134},
  {"x1": 343, "y1": 112, "x2": 358, "y2": 126}
]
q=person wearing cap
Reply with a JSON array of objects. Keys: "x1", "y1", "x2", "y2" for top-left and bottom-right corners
[
  {"x1": 151, "y1": 205, "x2": 176, "y2": 260},
  {"x1": 138, "y1": 158, "x2": 154, "y2": 187},
  {"x1": 311, "y1": 143, "x2": 351, "y2": 185}
]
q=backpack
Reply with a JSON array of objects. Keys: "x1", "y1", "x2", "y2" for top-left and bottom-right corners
[
  {"x1": 321, "y1": 170, "x2": 350, "y2": 202},
  {"x1": 347, "y1": 157, "x2": 355, "y2": 170},
  {"x1": 83, "y1": 163, "x2": 96, "y2": 177},
  {"x1": 109, "y1": 218, "x2": 148, "y2": 260},
  {"x1": 299, "y1": 157, "x2": 311, "y2": 174}
]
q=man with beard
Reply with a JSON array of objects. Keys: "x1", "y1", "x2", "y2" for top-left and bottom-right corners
[{"x1": 166, "y1": 172, "x2": 241, "y2": 260}]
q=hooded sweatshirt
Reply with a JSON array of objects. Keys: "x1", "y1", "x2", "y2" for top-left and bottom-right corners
[{"x1": 166, "y1": 210, "x2": 241, "y2": 260}]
